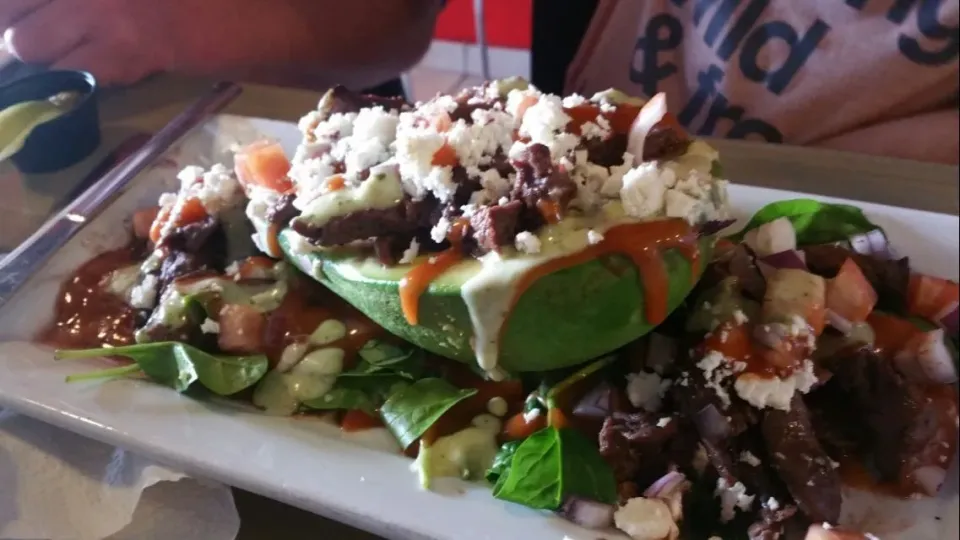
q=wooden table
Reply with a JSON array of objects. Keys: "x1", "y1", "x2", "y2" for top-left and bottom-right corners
[{"x1": 19, "y1": 74, "x2": 960, "y2": 540}]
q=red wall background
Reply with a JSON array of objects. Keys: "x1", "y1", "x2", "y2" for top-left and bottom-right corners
[{"x1": 433, "y1": 0, "x2": 533, "y2": 49}]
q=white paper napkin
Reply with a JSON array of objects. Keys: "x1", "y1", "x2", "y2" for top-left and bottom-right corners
[{"x1": 0, "y1": 409, "x2": 240, "y2": 540}]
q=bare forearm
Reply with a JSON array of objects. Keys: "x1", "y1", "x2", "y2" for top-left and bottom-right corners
[{"x1": 173, "y1": 0, "x2": 442, "y2": 89}]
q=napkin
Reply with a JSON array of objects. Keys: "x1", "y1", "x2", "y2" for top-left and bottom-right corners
[{"x1": 0, "y1": 409, "x2": 240, "y2": 540}]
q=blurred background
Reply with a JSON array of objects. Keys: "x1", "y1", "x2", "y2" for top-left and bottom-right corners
[{"x1": 406, "y1": 0, "x2": 532, "y2": 101}]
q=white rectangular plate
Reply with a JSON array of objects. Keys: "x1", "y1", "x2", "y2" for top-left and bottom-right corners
[{"x1": 0, "y1": 116, "x2": 956, "y2": 540}]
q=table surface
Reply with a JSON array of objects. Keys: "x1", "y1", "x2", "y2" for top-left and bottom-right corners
[{"x1": 7, "y1": 74, "x2": 960, "y2": 540}]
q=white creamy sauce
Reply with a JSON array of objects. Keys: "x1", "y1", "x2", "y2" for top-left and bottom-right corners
[
  {"x1": 411, "y1": 414, "x2": 501, "y2": 485},
  {"x1": 298, "y1": 169, "x2": 404, "y2": 228}
]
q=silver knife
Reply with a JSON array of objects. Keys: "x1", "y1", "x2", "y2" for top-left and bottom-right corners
[{"x1": 0, "y1": 81, "x2": 243, "y2": 309}]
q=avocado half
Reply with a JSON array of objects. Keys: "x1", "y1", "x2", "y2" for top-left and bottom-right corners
[{"x1": 280, "y1": 229, "x2": 713, "y2": 373}]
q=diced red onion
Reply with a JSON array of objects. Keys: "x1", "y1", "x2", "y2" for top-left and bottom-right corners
[
  {"x1": 912, "y1": 465, "x2": 948, "y2": 496},
  {"x1": 643, "y1": 471, "x2": 690, "y2": 520},
  {"x1": 693, "y1": 404, "x2": 732, "y2": 442},
  {"x1": 743, "y1": 217, "x2": 797, "y2": 258},
  {"x1": 729, "y1": 246, "x2": 766, "y2": 299},
  {"x1": 753, "y1": 323, "x2": 789, "y2": 350},
  {"x1": 558, "y1": 496, "x2": 615, "y2": 529},
  {"x1": 573, "y1": 381, "x2": 617, "y2": 419},
  {"x1": 848, "y1": 229, "x2": 891, "y2": 260},
  {"x1": 757, "y1": 251, "x2": 807, "y2": 281},
  {"x1": 825, "y1": 309, "x2": 853, "y2": 335},
  {"x1": 894, "y1": 328, "x2": 958, "y2": 384},
  {"x1": 627, "y1": 93, "x2": 668, "y2": 165}
]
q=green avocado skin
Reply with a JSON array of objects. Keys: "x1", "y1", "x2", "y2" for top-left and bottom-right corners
[{"x1": 280, "y1": 230, "x2": 712, "y2": 373}]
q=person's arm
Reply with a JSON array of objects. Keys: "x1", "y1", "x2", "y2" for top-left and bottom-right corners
[
  {"x1": 0, "y1": 0, "x2": 443, "y2": 89},
  {"x1": 173, "y1": 0, "x2": 443, "y2": 89}
]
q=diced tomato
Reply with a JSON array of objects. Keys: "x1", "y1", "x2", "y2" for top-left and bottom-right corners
[
  {"x1": 218, "y1": 304, "x2": 266, "y2": 354},
  {"x1": 148, "y1": 197, "x2": 208, "y2": 244},
  {"x1": 867, "y1": 311, "x2": 920, "y2": 357},
  {"x1": 132, "y1": 206, "x2": 160, "y2": 240},
  {"x1": 547, "y1": 407, "x2": 570, "y2": 429},
  {"x1": 341, "y1": 409, "x2": 383, "y2": 432},
  {"x1": 536, "y1": 199, "x2": 562, "y2": 224},
  {"x1": 234, "y1": 256, "x2": 276, "y2": 280},
  {"x1": 703, "y1": 322, "x2": 753, "y2": 363},
  {"x1": 234, "y1": 140, "x2": 293, "y2": 193},
  {"x1": 825, "y1": 258, "x2": 878, "y2": 323},
  {"x1": 325, "y1": 175, "x2": 346, "y2": 192},
  {"x1": 431, "y1": 143, "x2": 458, "y2": 167},
  {"x1": 502, "y1": 411, "x2": 546, "y2": 441},
  {"x1": 908, "y1": 273, "x2": 959, "y2": 322},
  {"x1": 603, "y1": 103, "x2": 641, "y2": 134},
  {"x1": 564, "y1": 104, "x2": 602, "y2": 135}
]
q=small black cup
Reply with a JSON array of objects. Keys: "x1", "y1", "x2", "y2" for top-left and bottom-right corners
[{"x1": 0, "y1": 70, "x2": 101, "y2": 174}]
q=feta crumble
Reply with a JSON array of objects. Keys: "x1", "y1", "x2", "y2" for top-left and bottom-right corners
[
  {"x1": 399, "y1": 239, "x2": 420, "y2": 264},
  {"x1": 129, "y1": 274, "x2": 159, "y2": 310},
  {"x1": 514, "y1": 231, "x2": 542, "y2": 254},
  {"x1": 200, "y1": 318, "x2": 221, "y2": 334},
  {"x1": 626, "y1": 371, "x2": 670, "y2": 412},
  {"x1": 740, "y1": 451, "x2": 762, "y2": 467},
  {"x1": 715, "y1": 478, "x2": 755, "y2": 522},
  {"x1": 734, "y1": 360, "x2": 818, "y2": 411},
  {"x1": 586, "y1": 229, "x2": 605, "y2": 245}
]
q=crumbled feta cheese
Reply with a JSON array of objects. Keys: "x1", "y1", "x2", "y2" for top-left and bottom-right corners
[
  {"x1": 740, "y1": 451, "x2": 762, "y2": 467},
  {"x1": 157, "y1": 192, "x2": 178, "y2": 208},
  {"x1": 697, "y1": 350, "x2": 735, "y2": 407},
  {"x1": 399, "y1": 239, "x2": 420, "y2": 264},
  {"x1": 128, "y1": 274, "x2": 159, "y2": 309},
  {"x1": 225, "y1": 261, "x2": 240, "y2": 276},
  {"x1": 734, "y1": 360, "x2": 818, "y2": 411},
  {"x1": 626, "y1": 371, "x2": 668, "y2": 412},
  {"x1": 430, "y1": 216, "x2": 452, "y2": 244},
  {"x1": 621, "y1": 163, "x2": 669, "y2": 218},
  {"x1": 519, "y1": 94, "x2": 576, "y2": 158},
  {"x1": 697, "y1": 350, "x2": 725, "y2": 379},
  {"x1": 561, "y1": 93, "x2": 588, "y2": 108},
  {"x1": 176, "y1": 163, "x2": 243, "y2": 215},
  {"x1": 733, "y1": 310, "x2": 749, "y2": 325},
  {"x1": 200, "y1": 318, "x2": 221, "y2": 334},
  {"x1": 614, "y1": 497, "x2": 679, "y2": 540},
  {"x1": 664, "y1": 189, "x2": 702, "y2": 224},
  {"x1": 657, "y1": 417, "x2": 672, "y2": 428},
  {"x1": 587, "y1": 229, "x2": 605, "y2": 245},
  {"x1": 514, "y1": 231, "x2": 542, "y2": 254},
  {"x1": 715, "y1": 478, "x2": 755, "y2": 523},
  {"x1": 763, "y1": 497, "x2": 780, "y2": 511}
]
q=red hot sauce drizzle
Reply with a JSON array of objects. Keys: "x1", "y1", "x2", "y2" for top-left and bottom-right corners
[{"x1": 39, "y1": 247, "x2": 142, "y2": 349}]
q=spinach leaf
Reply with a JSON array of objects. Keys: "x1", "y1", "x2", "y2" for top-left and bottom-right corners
[
  {"x1": 342, "y1": 339, "x2": 423, "y2": 379},
  {"x1": 734, "y1": 198, "x2": 882, "y2": 246},
  {"x1": 491, "y1": 426, "x2": 617, "y2": 510},
  {"x1": 302, "y1": 375, "x2": 408, "y2": 413},
  {"x1": 56, "y1": 342, "x2": 268, "y2": 395},
  {"x1": 485, "y1": 440, "x2": 522, "y2": 484},
  {"x1": 379, "y1": 378, "x2": 477, "y2": 448}
]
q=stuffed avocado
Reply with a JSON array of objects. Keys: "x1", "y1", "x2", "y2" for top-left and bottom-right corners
[
  {"x1": 240, "y1": 80, "x2": 730, "y2": 377},
  {"x1": 42, "y1": 80, "x2": 960, "y2": 540}
]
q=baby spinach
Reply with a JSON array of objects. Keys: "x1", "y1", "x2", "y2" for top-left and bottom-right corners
[
  {"x1": 302, "y1": 375, "x2": 408, "y2": 413},
  {"x1": 379, "y1": 378, "x2": 477, "y2": 449},
  {"x1": 342, "y1": 339, "x2": 423, "y2": 379},
  {"x1": 55, "y1": 342, "x2": 268, "y2": 396},
  {"x1": 485, "y1": 440, "x2": 522, "y2": 484},
  {"x1": 491, "y1": 426, "x2": 617, "y2": 510},
  {"x1": 734, "y1": 198, "x2": 882, "y2": 246}
]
